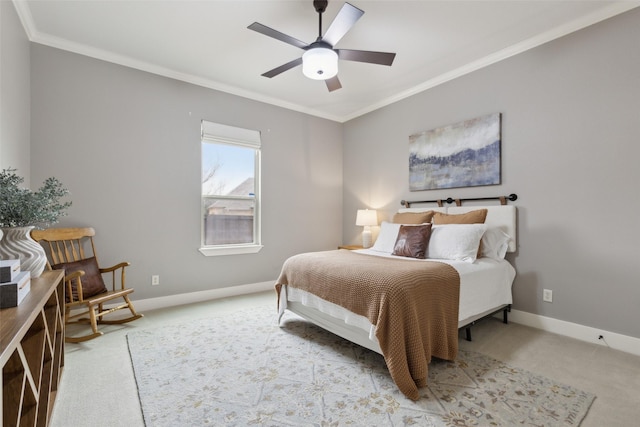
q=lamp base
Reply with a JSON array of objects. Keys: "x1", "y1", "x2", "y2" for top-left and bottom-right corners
[{"x1": 362, "y1": 229, "x2": 372, "y2": 249}]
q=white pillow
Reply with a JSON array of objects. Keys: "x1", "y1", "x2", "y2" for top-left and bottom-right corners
[
  {"x1": 481, "y1": 228, "x2": 512, "y2": 260},
  {"x1": 427, "y1": 224, "x2": 487, "y2": 263},
  {"x1": 370, "y1": 222, "x2": 401, "y2": 254}
]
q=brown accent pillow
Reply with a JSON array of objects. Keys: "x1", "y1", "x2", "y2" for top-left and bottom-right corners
[
  {"x1": 53, "y1": 257, "x2": 107, "y2": 302},
  {"x1": 433, "y1": 209, "x2": 488, "y2": 224},
  {"x1": 392, "y1": 224, "x2": 432, "y2": 259},
  {"x1": 392, "y1": 211, "x2": 435, "y2": 224}
]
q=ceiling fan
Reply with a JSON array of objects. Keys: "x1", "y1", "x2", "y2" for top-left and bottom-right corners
[{"x1": 248, "y1": 0, "x2": 396, "y2": 92}]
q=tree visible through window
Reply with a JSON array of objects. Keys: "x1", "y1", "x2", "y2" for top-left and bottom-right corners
[{"x1": 201, "y1": 121, "x2": 261, "y2": 255}]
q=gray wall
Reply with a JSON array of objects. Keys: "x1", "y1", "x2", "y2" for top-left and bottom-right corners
[
  {"x1": 343, "y1": 9, "x2": 640, "y2": 338},
  {"x1": 0, "y1": 1, "x2": 30, "y2": 179},
  {"x1": 29, "y1": 45, "x2": 343, "y2": 300}
]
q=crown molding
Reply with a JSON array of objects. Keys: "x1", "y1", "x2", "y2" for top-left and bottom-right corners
[
  {"x1": 12, "y1": 1, "x2": 640, "y2": 123},
  {"x1": 342, "y1": 2, "x2": 640, "y2": 122}
]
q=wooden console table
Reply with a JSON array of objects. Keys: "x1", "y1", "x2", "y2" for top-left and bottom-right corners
[{"x1": 1, "y1": 270, "x2": 65, "y2": 427}]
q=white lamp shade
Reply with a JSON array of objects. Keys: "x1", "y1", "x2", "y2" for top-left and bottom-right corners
[
  {"x1": 302, "y1": 48, "x2": 338, "y2": 80},
  {"x1": 356, "y1": 209, "x2": 378, "y2": 226}
]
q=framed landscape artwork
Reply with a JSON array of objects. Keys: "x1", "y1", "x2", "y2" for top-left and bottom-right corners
[{"x1": 409, "y1": 113, "x2": 501, "y2": 191}]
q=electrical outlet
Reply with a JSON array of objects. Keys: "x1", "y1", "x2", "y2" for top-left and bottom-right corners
[
  {"x1": 151, "y1": 275, "x2": 160, "y2": 286},
  {"x1": 543, "y1": 289, "x2": 553, "y2": 303}
]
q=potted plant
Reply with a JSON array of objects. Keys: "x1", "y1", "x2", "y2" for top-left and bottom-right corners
[{"x1": 0, "y1": 168, "x2": 72, "y2": 277}]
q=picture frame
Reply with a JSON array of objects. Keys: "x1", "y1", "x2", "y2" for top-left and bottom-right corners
[{"x1": 409, "y1": 113, "x2": 501, "y2": 191}]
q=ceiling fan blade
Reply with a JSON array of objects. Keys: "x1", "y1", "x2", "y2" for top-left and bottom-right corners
[
  {"x1": 248, "y1": 22, "x2": 309, "y2": 50},
  {"x1": 322, "y1": 3, "x2": 364, "y2": 47},
  {"x1": 337, "y1": 49, "x2": 396, "y2": 66},
  {"x1": 325, "y1": 76, "x2": 342, "y2": 92},
  {"x1": 261, "y1": 57, "x2": 303, "y2": 78}
]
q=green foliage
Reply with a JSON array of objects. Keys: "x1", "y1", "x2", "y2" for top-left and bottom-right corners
[{"x1": 0, "y1": 168, "x2": 72, "y2": 228}]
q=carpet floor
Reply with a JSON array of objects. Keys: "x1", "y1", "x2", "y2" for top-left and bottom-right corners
[{"x1": 127, "y1": 306, "x2": 595, "y2": 426}]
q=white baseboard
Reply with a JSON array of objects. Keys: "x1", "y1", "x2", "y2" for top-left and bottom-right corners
[
  {"x1": 124, "y1": 285, "x2": 640, "y2": 358},
  {"x1": 131, "y1": 281, "x2": 274, "y2": 313},
  {"x1": 509, "y1": 309, "x2": 640, "y2": 357}
]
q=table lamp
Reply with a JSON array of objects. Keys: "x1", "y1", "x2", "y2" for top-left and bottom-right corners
[{"x1": 355, "y1": 209, "x2": 378, "y2": 248}]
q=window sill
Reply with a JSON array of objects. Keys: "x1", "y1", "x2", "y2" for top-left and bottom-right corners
[{"x1": 199, "y1": 244, "x2": 263, "y2": 257}]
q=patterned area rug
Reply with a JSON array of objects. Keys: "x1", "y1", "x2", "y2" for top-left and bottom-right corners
[{"x1": 127, "y1": 306, "x2": 595, "y2": 426}]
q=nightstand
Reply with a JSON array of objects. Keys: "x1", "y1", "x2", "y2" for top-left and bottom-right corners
[{"x1": 338, "y1": 245, "x2": 364, "y2": 250}]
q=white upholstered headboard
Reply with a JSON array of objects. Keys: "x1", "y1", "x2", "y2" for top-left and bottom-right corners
[{"x1": 397, "y1": 205, "x2": 517, "y2": 252}]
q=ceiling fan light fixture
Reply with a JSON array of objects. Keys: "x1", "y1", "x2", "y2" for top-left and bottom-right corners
[
  {"x1": 249, "y1": 1, "x2": 394, "y2": 90},
  {"x1": 302, "y1": 48, "x2": 338, "y2": 80}
]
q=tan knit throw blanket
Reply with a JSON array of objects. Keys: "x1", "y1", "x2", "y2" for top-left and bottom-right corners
[{"x1": 275, "y1": 250, "x2": 460, "y2": 400}]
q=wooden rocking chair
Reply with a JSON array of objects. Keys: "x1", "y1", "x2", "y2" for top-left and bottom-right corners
[{"x1": 31, "y1": 227, "x2": 143, "y2": 343}]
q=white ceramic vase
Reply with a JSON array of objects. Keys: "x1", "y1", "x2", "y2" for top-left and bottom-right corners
[{"x1": 0, "y1": 226, "x2": 47, "y2": 278}]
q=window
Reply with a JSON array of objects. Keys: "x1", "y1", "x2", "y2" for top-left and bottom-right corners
[{"x1": 200, "y1": 120, "x2": 262, "y2": 256}]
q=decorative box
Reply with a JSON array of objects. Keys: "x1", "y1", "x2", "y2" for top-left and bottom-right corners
[
  {"x1": 0, "y1": 271, "x2": 31, "y2": 308},
  {"x1": 0, "y1": 259, "x2": 21, "y2": 283}
]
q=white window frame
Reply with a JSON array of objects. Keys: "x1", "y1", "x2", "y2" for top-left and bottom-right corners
[{"x1": 199, "y1": 120, "x2": 262, "y2": 256}]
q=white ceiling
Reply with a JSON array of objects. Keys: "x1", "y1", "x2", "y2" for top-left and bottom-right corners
[{"x1": 14, "y1": 1, "x2": 639, "y2": 122}]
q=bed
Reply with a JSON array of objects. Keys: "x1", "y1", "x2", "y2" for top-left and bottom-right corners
[{"x1": 275, "y1": 203, "x2": 516, "y2": 400}]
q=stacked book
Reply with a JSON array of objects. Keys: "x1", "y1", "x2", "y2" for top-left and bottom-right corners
[{"x1": 0, "y1": 259, "x2": 31, "y2": 308}]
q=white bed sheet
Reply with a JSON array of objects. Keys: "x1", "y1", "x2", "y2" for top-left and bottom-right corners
[{"x1": 278, "y1": 250, "x2": 515, "y2": 346}]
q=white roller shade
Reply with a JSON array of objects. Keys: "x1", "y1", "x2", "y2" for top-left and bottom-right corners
[{"x1": 201, "y1": 120, "x2": 261, "y2": 148}]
